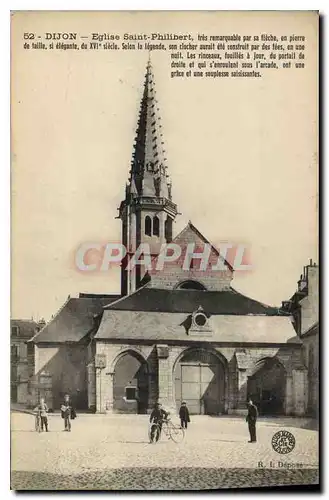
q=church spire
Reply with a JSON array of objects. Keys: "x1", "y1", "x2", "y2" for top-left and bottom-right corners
[
  {"x1": 118, "y1": 59, "x2": 178, "y2": 296},
  {"x1": 129, "y1": 58, "x2": 171, "y2": 199}
]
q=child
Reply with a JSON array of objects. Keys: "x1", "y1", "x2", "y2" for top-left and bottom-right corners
[
  {"x1": 34, "y1": 397, "x2": 49, "y2": 432},
  {"x1": 61, "y1": 394, "x2": 76, "y2": 432},
  {"x1": 179, "y1": 401, "x2": 190, "y2": 429}
]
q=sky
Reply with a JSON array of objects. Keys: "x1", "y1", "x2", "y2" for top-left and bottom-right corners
[{"x1": 11, "y1": 11, "x2": 318, "y2": 321}]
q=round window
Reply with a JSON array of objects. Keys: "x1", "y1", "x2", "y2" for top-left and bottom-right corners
[{"x1": 194, "y1": 313, "x2": 207, "y2": 327}]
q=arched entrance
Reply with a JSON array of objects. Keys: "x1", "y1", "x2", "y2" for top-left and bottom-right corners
[
  {"x1": 247, "y1": 357, "x2": 286, "y2": 415},
  {"x1": 174, "y1": 349, "x2": 226, "y2": 415},
  {"x1": 113, "y1": 351, "x2": 149, "y2": 414}
]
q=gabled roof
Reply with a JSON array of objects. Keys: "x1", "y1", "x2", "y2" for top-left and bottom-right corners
[
  {"x1": 104, "y1": 286, "x2": 288, "y2": 316},
  {"x1": 172, "y1": 221, "x2": 234, "y2": 272},
  {"x1": 30, "y1": 296, "x2": 117, "y2": 344}
]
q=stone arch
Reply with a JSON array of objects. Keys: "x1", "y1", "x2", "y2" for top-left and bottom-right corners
[
  {"x1": 247, "y1": 357, "x2": 286, "y2": 415},
  {"x1": 112, "y1": 349, "x2": 149, "y2": 414},
  {"x1": 175, "y1": 279, "x2": 207, "y2": 291},
  {"x1": 173, "y1": 347, "x2": 228, "y2": 415},
  {"x1": 110, "y1": 347, "x2": 149, "y2": 373}
]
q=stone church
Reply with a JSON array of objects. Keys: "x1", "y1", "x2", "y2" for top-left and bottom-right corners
[{"x1": 29, "y1": 61, "x2": 309, "y2": 417}]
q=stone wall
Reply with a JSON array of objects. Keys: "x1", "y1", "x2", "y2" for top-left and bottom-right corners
[
  {"x1": 148, "y1": 224, "x2": 233, "y2": 290},
  {"x1": 300, "y1": 266, "x2": 319, "y2": 334},
  {"x1": 95, "y1": 343, "x2": 157, "y2": 413},
  {"x1": 302, "y1": 330, "x2": 319, "y2": 417},
  {"x1": 33, "y1": 344, "x2": 88, "y2": 410}
]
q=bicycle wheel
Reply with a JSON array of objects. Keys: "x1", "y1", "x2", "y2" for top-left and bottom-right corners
[
  {"x1": 149, "y1": 423, "x2": 160, "y2": 444},
  {"x1": 168, "y1": 422, "x2": 184, "y2": 443}
]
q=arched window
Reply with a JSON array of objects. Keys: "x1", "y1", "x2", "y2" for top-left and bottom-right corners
[
  {"x1": 145, "y1": 216, "x2": 152, "y2": 236},
  {"x1": 176, "y1": 280, "x2": 207, "y2": 291},
  {"x1": 153, "y1": 216, "x2": 160, "y2": 236}
]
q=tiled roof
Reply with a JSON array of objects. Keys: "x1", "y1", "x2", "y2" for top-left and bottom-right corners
[
  {"x1": 95, "y1": 310, "x2": 297, "y2": 344},
  {"x1": 104, "y1": 286, "x2": 287, "y2": 316},
  {"x1": 31, "y1": 296, "x2": 113, "y2": 344}
]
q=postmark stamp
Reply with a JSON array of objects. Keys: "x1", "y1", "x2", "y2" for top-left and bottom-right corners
[{"x1": 271, "y1": 430, "x2": 296, "y2": 454}]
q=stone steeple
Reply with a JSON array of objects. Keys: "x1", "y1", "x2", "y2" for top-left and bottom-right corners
[
  {"x1": 128, "y1": 58, "x2": 172, "y2": 199},
  {"x1": 118, "y1": 59, "x2": 178, "y2": 296}
]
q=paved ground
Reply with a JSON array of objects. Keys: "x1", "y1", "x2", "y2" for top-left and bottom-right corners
[{"x1": 11, "y1": 412, "x2": 319, "y2": 490}]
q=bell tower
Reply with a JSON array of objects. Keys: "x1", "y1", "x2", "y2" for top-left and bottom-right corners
[{"x1": 118, "y1": 59, "x2": 178, "y2": 295}]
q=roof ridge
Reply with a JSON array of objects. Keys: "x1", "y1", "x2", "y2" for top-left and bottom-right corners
[
  {"x1": 229, "y1": 286, "x2": 285, "y2": 312},
  {"x1": 103, "y1": 283, "x2": 149, "y2": 310},
  {"x1": 11, "y1": 318, "x2": 39, "y2": 323}
]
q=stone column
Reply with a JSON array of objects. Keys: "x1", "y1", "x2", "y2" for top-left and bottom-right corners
[
  {"x1": 285, "y1": 375, "x2": 293, "y2": 415},
  {"x1": 292, "y1": 369, "x2": 308, "y2": 416},
  {"x1": 159, "y1": 211, "x2": 166, "y2": 246},
  {"x1": 236, "y1": 370, "x2": 248, "y2": 414},
  {"x1": 157, "y1": 345, "x2": 176, "y2": 413},
  {"x1": 104, "y1": 372, "x2": 114, "y2": 413},
  {"x1": 87, "y1": 362, "x2": 96, "y2": 410},
  {"x1": 96, "y1": 367, "x2": 111, "y2": 413}
]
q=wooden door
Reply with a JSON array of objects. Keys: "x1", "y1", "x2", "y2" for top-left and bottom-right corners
[{"x1": 181, "y1": 363, "x2": 221, "y2": 415}]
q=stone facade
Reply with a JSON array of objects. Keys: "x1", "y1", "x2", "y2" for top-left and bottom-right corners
[
  {"x1": 282, "y1": 261, "x2": 319, "y2": 417},
  {"x1": 301, "y1": 325, "x2": 319, "y2": 417},
  {"x1": 91, "y1": 341, "x2": 307, "y2": 417}
]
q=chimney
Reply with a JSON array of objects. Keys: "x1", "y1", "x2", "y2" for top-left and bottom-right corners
[{"x1": 298, "y1": 273, "x2": 308, "y2": 293}]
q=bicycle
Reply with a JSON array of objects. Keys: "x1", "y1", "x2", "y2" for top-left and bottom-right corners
[
  {"x1": 35, "y1": 412, "x2": 41, "y2": 432},
  {"x1": 149, "y1": 417, "x2": 185, "y2": 444}
]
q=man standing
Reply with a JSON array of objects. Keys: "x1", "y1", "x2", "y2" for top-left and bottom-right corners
[
  {"x1": 61, "y1": 394, "x2": 76, "y2": 432},
  {"x1": 179, "y1": 401, "x2": 190, "y2": 429},
  {"x1": 246, "y1": 399, "x2": 258, "y2": 443}
]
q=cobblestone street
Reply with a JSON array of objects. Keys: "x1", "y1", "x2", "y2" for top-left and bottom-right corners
[{"x1": 11, "y1": 412, "x2": 319, "y2": 490}]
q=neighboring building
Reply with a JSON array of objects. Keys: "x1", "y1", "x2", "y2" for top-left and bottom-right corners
[
  {"x1": 29, "y1": 61, "x2": 309, "y2": 417},
  {"x1": 301, "y1": 322, "x2": 319, "y2": 418},
  {"x1": 282, "y1": 261, "x2": 319, "y2": 417},
  {"x1": 11, "y1": 319, "x2": 45, "y2": 405}
]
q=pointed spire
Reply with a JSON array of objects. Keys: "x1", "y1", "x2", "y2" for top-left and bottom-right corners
[{"x1": 128, "y1": 57, "x2": 172, "y2": 199}]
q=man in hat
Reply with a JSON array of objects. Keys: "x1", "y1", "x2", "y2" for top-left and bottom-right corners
[
  {"x1": 179, "y1": 401, "x2": 190, "y2": 429},
  {"x1": 149, "y1": 402, "x2": 169, "y2": 443},
  {"x1": 246, "y1": 399, "x2": 258, "y2": 443}
]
